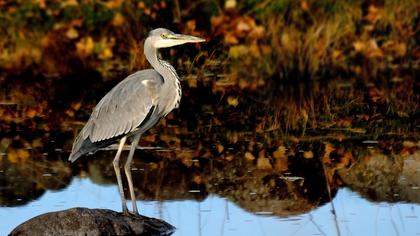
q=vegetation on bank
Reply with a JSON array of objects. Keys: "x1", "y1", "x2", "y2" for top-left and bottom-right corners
[
  {"x1": 0, "y1": 0, "x2": 418, "y2": 140},
  {"x1": 0, "y1": 0, "x2": 418, "y2": 79}
]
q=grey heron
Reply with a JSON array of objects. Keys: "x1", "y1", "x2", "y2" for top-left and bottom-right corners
[{"x1": 68, "y1": 28, "x2": 205, "y2": 215}]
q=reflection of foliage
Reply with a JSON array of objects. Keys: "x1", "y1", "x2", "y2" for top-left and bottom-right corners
[
  {"x1": 0, "y1": 139, "x2": 73, "y2": 206},
  {"x1": 3, "y1": 125, "x2": 418, "y2": 211},
  {"x1": 338, "y1": 149, "x2": 420, "y2": 202},
  {"x1": 0, "y1": 110, "x2": 419, "y2": 210}
]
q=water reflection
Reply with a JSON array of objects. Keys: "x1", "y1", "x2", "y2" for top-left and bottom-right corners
[
  {"x1": 1, "y1": 143, "x2": 420, "y2": 235},
  {"x1": 1, "y1": 178, "x2": 420, "y2": 236}
]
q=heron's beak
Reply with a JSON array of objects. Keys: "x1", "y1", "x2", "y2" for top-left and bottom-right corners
[
  {"x1": 155, "y1": 33, "x2": 205, "y2": 48},
  {"x1": 172, "y1": 34, "x2": 206, "y2": 43}
]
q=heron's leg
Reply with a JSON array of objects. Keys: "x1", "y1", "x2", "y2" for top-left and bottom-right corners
[
  {"x1": 113, "y1": 136, "x2": 128, "y2": 214},
  {"x1": 124, "y1": 133, "x2": 141, "y2": 215}
]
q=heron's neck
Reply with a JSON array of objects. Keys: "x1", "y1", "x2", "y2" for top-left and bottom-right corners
[
  {"x1": 144, "y1": 39, "x2": 182, "y2": 113},
  {"x1": 144, "y1": 39, "x2": 177, "y2": 82}
]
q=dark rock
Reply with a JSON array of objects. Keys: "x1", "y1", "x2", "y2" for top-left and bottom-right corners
[{"x1": 9, "y1": 207, "x2": 175, "y2": 236}]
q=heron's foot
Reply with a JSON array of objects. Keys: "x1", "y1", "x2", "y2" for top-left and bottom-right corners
[
  {"x1": 122, "y1": 210, "x2": 140, "y2": 217},
  {"x1": 132, "y1": 205, "x2": 139, "y2": 216},
  {"x1": 121, "y1": 206, "x2": 130, "y2": 216},
  {"x1": 130, "y1": 209, "x2": 140, "y2": 216}
]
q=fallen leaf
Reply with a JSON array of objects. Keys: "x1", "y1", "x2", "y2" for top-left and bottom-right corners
[
  {"x1": 273, "y1": 146, "x2": 286, "y2": 159},
  {"x1": 35, "y1": 0, "x2": 46, "y2": 9},
  {"x1": 7, "y1": 149, "x2": 19, "y2": 163},
  {"x1": 26, "y1": 108, "x2": 37, "y2": 118},
  {"x1": 228, "y1": 45, "x2": 248, "y2": 58},
  {"x1": 65, "y1": 109, "x2": 75, "y2": 117},
  {"x1": 111, "y1": 13, "x2": 125, "y2": 27},
  {"x1": 353, "y1": 41, "x2": 366, "y2": 52},
  {"x1": 159, "y1": 1, "x2": 166, "y2": 8},
  {"x1": 365, "y1": 39, "x2": 383, "y2": 58},
  {"x1": 71, "y1": 102, "x2": 82, "y2": 111},
  {"x1": 400, "y1": 141, "x2": 418, "y2": 157},
  {"x1": 137, "y1": 1, "x2": 146, "y2": 9},
  {"x1": 403, "y1": 141, "x2": 417, "y2": 148},
  {"x1": 257, "y1": 156, "x2": 272, "y2": 170},
  {"x1": 225, "y1": 0, "x2": 236, "y2": 9},
  {"x1": 336, "y1": 151, "x2": 352, "y2": 169},
  {"x1": 148, "y1": 162, "x2": 158, "y2": 169},
  {"x1": 244, "y1": 152, "x2": 255, "y2": 161},
  {"x1": 227, "y1": 96, "x2": 239, "y2": 107},
  {"x1": 395, "y1": 43, "x2": 407, "y2": 56},
  {"x1": 66, "y1": 27, "x2": 79, "y2": 39},
  {"x1": 249, "y1": 26, "x2": 265, "y2": 40},
  {"x1": 76, "y1": 37, "x2": 94, "y2": 57},
  {"x1": 300, "y1": 0, "x2": 309, "y2": 10},
  {"x1": 303, "y1": 151, "x2": 313, "y2": 159},
  {"x1": 365, "y1": 5, "x2": 382, "y2": 23},
  {"x1": 323, "y1": 142, "x2": 335, "y2": 160},
  {"x1": 216, "y1": 144, "x2": 224, "y2": 153},
  {"x1": 210, "y1": 15, "x2": 224, "y2": 28},
  {"x1": 274, "y1": 156, "x2": 288, "y2": 172},
  {"x1": 281, "y1": 32, "x2": 296, "y2": 51},
  {"x1": 227, "y1": 131, "x2": 238, "y2": 143},
  {"x1": 187, "y1": 78, "x2": 197, "y2": 88},
  {"x1": 98, "y1": 47, "x2": 113, "y2": 60},
  {"x1": 62, "y1": 0, "x2": 78, "y2": 6},
  {"x1": 225, "y1": 154, "x2": 234, "y2": 161},
  {"x1": 186, "y1": 20, "x2": 197, "y2": 31},
  {"x1": 160, "y1": 134, "x2": 180, "y2": 144},
  {"x1": 249, "y1": 44, "x2": 261, "y2": 58},
  {"x1": 143, "y1": 134, "x2": 156, "y2": 142},
  {"x1": 225, "y1": 33, "x2": 239, "y2": 45},
  {"x1": 32, "y1": 138, "x2": 43, "y2": 148},
  {"x1": 0, "y1": 138, "x2": 12, "y2": 151},
  {"x1": 236, "y1": 20, "x2": 251, "y2": 33},
  {"x1": 192, "y1": 175, "x2": 202, "y2": 184},
  {"x1": 105, "y1": 0, "x2": 123, "y2": 9},
  {"x1": 17, "y1": 149, "x2": 30, "y2": 159}
]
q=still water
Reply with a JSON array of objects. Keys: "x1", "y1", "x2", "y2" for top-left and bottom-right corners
[
  {"x1": 1, "y1": 147, "x2": 420, "y2": 236},
  {"x1": 1, "y1": 177, "x2": 419, "y2": 236},
  {"x1": 1, "y1": 75, "x2": 419, "y2": 235}
]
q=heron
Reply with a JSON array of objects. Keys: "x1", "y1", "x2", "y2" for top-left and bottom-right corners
[{"x1": 68, "y1": 28, "x2": 205, "y2": 215}]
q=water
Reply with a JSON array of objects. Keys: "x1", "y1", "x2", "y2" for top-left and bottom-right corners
[
  {"x1": 1, "y1": 177, "x2": 419, "y2": 236},
  {"x1": 1, "y1": 75, "x2": 418, "y2": 235},
  {"x1": 1, "y1": 145, "x2": 420, "y2": 236}
]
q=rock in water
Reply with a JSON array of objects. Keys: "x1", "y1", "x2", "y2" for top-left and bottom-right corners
[{"x1": 9, "y1": 207, "x2": 175, "y2": 236}]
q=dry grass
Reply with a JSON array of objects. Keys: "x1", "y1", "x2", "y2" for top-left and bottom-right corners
[{"x1": 236, "y1": 0, "x2": 420, "y2": 132}]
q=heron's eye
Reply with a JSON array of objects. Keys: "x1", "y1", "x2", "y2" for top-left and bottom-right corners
[{"x1": 161, "y1": 33, "x2": 168, "y2": 39}]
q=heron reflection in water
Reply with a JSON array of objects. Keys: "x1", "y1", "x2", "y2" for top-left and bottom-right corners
[{"x1": 69, "y1": 28, "x2": 205, "y2": 215}]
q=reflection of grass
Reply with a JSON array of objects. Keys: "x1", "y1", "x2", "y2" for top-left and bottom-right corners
[
  {"x1": 256, "y1": 75, "x2": 419, "y2": 133},
  {"x1": 1, "y1": 146, "x2": 73, "y2": 206}
]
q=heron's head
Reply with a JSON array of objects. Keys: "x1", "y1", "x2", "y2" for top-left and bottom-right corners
[{"x1": 147, "y1": 28, "x2": 205, "y2": 49}]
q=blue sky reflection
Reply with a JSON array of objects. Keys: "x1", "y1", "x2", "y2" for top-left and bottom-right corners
[{"x1": 1, "y1": 177, "x2": 419, "y2": 236}]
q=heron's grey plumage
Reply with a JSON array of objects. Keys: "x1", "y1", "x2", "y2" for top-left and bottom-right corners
[
  {"x1": 68, "y1": 28, "x2": 204, "y2": 215},
  {"x1": 85, "y1": 70, "x2": 161, "y2": 142},
  {"x1": 68, "y1": 70, "x2": 164, "y2": 162}
]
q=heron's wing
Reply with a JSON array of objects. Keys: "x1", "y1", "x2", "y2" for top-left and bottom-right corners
[{"x1": 82, "y1": 70, "x2": 163, "y2": 142}]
